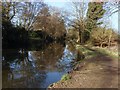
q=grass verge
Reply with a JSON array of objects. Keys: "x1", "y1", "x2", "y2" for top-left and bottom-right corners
[{"x1": 61, "y1": 74, "x2": 71, "y2": 81}]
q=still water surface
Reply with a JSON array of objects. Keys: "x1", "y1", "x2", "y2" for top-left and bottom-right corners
[{"x1": 2, "y1": 43, "x2": 76, "y2": 88}]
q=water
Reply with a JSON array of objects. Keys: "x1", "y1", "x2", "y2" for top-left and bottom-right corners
[{"x1": 2, "y1": 42, "x2": 76, "y2": 88}]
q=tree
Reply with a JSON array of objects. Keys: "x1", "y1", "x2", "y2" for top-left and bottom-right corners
[
  {"x1": 33, "y1": 6, "x2": 66, "y2": 39},
  {"x1": 104, "y1": 2, "x2": 120, "y2": 16},
  {"x1": 86, "y1": 2, "x2": 106, "y2": 41},
  {"x1": 67, "y1": 28, "x2": 79, "y2": 41},
  {"x1": 91, "y1": 27, "x2": 117, "y2": 47},
  {"x1": 16, "y1": 2, "x2": 46, "y2": 31},
  {"x1": 2, "y1": 2, "x2": 18, "y2": 22},
  {"x1": 48, "y1": 7, "x2": 66, "y2": 38},
  {"x1": 2, "y1": 2, "x2": 29, "y2": 47},
  {"x1": 2, "y1": 2, "x2": 17, "y2": 45},
  {"x1": 67, "y1": 1, "x2": 87, "y2": 44}
]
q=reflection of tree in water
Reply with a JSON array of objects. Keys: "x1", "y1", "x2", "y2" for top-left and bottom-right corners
[
  {"x1": 2, "y1": 42, "x2": 75, "y2": 88},
  {"x1": 2, "y1": 49, "x2": 47, "y2": 88},
  {"x1": 32, "y1": 43, "x2": 75, "y2": 72},
  {"x1": 32, "y1": 43, "x2": 64, "y2": 71},
  {"x1": 55, "y1": 44, "x2": 76, "y2": 72}
]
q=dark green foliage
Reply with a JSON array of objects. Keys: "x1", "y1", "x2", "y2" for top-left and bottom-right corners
[
  {"x1": 87, "y1": 2, "x2": 106, "y2": 29},
  {"x1": 82, "y1": 30, "x2": 90, "y2": 43},
  {"x1": 86, "y1": 2, "x2": 106, "y2": 41}
]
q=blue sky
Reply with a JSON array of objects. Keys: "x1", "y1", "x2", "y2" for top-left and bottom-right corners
[
  {"x1": 44, "y1": 1, "x2": 118, "y2": 31},
  {"x1": 110, "y1": 12, "x2": 118, "y2": 31}
]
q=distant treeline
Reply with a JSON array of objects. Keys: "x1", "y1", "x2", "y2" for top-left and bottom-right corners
[
  {"x1": 2, "y1": 1, "x2": 119, "y2": 48},
  {"x1": 2, "y1": 23, "x2": 66, "y2": 48}
]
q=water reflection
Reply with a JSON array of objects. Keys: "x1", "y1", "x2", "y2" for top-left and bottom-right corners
[{"x1": 2, "y1": 42, "x2": 75, "y2": 88}]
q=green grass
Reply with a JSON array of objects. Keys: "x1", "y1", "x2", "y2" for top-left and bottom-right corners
[
  {"x1": 95, "y1": 47, "x2": 118, "y2": 59},
  {"x1": 61, "y1": 74, "x2": 71, "y2": 81},
  {"x1": 76, "y1": 44, "x2": 118, "y2": 60},
  {"x1": 76, "y1": 44, "x2": 97, "y2": 60}
]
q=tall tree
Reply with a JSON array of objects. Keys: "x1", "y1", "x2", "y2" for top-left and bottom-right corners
[
  {"x1": 2, "y1": 2, "x2": 25, "y2": 47},
  {"x1": 17, "y1": 2, "x2": 45, "y2": 31},
  {"x1": 2, "y1": 2, "x2": 19, "y2": 44},
  {"x1": 86, "y1": 2, "x2": 106, "y2": 41},
  {"x1": 67, "y1": 1, "x2": 87, "y2": 44}
]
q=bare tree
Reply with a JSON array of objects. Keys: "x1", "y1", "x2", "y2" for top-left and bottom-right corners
[
  {"x1": 17, "y1": 1, "x2": 46, "y2": 31},
  {"x1": 67, "y1": 0, "x2": 87, "y2": 44},
  {"x1": 104, "y1": 2, "x2": 120, "y2": 16},
  {"x1": 92, "y1": 27, "x2": 117, "y2": 47},
  {"x1": 2, "y1": 2, "x2": 19, "y2": 21}
]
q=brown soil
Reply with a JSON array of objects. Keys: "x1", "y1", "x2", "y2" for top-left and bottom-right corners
[{"x1": 48, "y1": 47, "x2": 118, "y2": 88}]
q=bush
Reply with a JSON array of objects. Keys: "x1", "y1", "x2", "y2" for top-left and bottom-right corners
[{"x1": 91, "y1": 27, "x2": 117, "y2": 47}]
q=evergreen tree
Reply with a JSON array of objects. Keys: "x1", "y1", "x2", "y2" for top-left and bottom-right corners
[{"x1": 86, "y1": 2, "x2": 106, "y2": 41}]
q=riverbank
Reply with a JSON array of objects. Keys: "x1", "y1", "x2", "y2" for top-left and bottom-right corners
[{"x1": 48, "y1": 45, "x2": 118, "y2": 88}]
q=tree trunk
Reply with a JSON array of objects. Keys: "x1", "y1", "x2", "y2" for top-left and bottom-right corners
[
  {"x1": 100, "y1": 43, "x2": 103, "y2": 48},
  {"x1": 108, "y1": 32, "x2": 112, "y2": 48},
  {"x1": 78, "y1": 29, "x2": 83, "y2": 45},
  {"x1": 77, "y1": 35, "x2": 80, "y2": 43},
  {"x1": 80, "y1": 32, "x2": 83, "y2": 44}
]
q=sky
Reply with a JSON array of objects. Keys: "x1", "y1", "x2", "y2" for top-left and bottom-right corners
[
  {"x1": 44, "y1": 1, "x2": 118, "y2": 32},
  {"x1": 110, "y1": 12, "x2": 118, "y2": 31}
]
